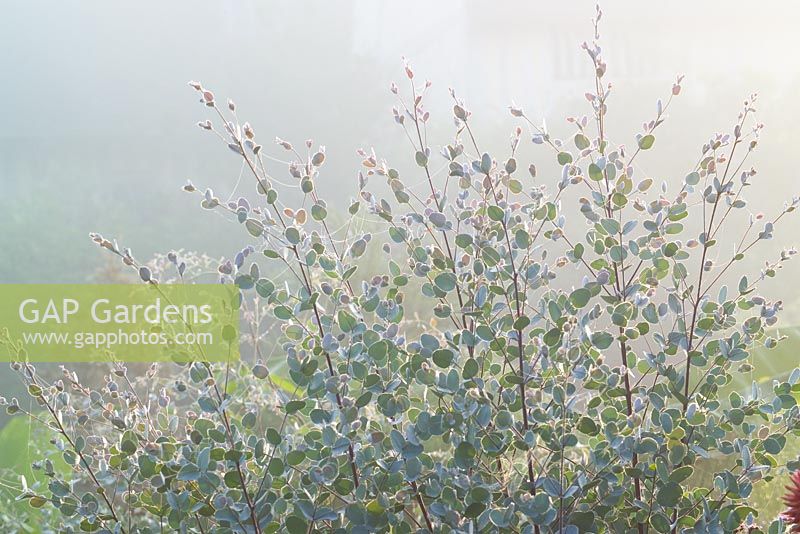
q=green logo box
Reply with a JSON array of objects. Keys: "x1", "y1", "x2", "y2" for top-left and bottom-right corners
[{"x1": 0, "y1": 284, "x2": 240, "y2": 362}]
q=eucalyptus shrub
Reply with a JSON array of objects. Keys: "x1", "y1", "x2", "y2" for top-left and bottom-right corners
[{"x1": 7, "y1": 8, "x2": 800, "y2": 534}]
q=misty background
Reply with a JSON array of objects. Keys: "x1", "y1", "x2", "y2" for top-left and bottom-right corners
[{"x1": 3, "y1": 0, "x2": 799, "y2": 298}]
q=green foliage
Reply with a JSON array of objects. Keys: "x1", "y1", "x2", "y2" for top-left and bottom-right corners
[{"x1": 4, "y1": 9, "x2": 800, "y2": 534}]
